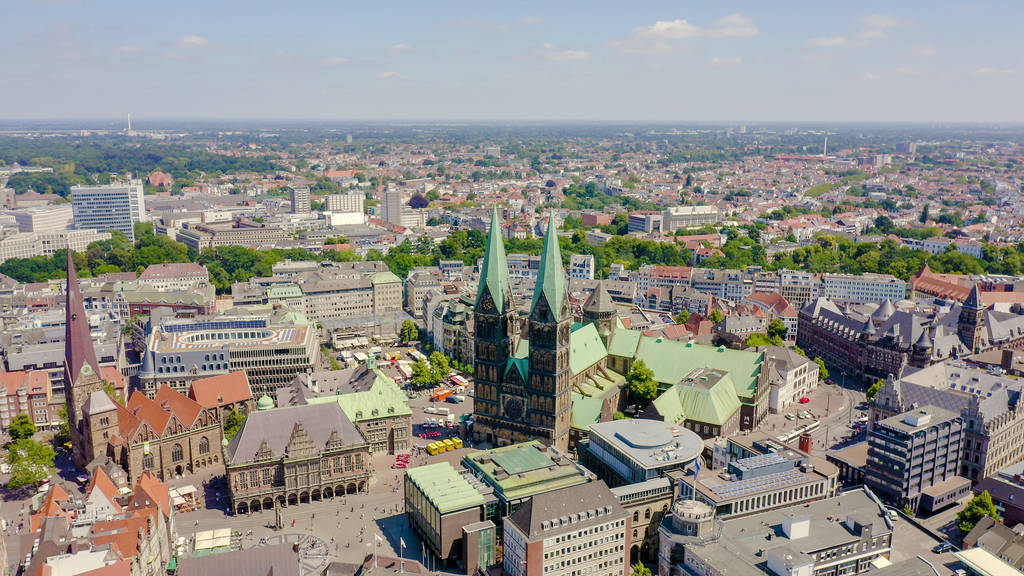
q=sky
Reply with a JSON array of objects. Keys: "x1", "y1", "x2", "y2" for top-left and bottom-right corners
[{"x1": 2, "y1": 0, "x2": 1022, "y2": 122}]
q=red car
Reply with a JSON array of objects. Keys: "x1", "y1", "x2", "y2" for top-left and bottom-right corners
[{"x1": 798, "y1": 397, "x2": 810, "y2": 404}]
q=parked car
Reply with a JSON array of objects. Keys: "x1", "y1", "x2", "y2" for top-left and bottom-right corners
[
  {"x1": 786, "y1": 413, "x2": 796, "y2": 421},
  {"x1": 932, "y1": 542, "x2": 954, "y2": 554}
]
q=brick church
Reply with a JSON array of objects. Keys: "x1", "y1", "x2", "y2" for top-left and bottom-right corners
[{"x1": 65, "y1": 251, "x2": 223, "y2": 485}]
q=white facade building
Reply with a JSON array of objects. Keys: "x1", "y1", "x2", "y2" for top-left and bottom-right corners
[
  {"x1": 569, "y1": 254, "x2": 595, "y2": 280},
  {"x1": 821, "y1": 273, "x2": 907, "y2": 304},
  {"x1": 6, "y1": 205, "x2": 74, "y2": 233},
  {"x1": 70, "y1": 181, "x2": 146, "y2": 241}
]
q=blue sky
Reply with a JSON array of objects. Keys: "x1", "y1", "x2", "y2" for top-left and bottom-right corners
[{"x1": 2, "y1": 1, "x2": 1021, "y2": 122}]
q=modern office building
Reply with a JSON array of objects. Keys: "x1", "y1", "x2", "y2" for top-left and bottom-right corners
[
  {"x1": 579, "y1": 419, "x2": 703, "y2": 487},
  {"x1": 502, "y1": 481, "x2": 630, "y2": 576},
  {"x1": 865, "y1": 405, "x2": 969, "y2": 514},
  {"x1": 325, "y1": 192, "x2": 364, "y2": 213},
  {"x1": 820, "y1": 273, "x2": 908, "y2": 304},
  {"x1": 298, "y1": 269, "x2": 403, "y2": 323},
  {"x1": 0, "y1": 370, "x2": 55, "y2": 431},
  {"x1": 70, "y1": 181, "x2": 146, "y2": 241},
  {"x1": 462, "y1": 441, "x2": 594, "y2": 517},
  {"x1": 6, "y1": 204, "x2": 73, "y2": 232},
  {"x1": 137, "y1": 305, "x2": 320, "y2": 397},
  {"x1": 177, "y1": 219, "x2": 291, "y2": 251},
  {"x1": 661, "y1": 205, "x2": 719, "y2": 232},
  {"x1": 290, "y1": 185, "x2": 311, "y2": 214},
  {"x1": 405, "y1": 462, "x2": 489, "y2": 567},
  {"x1": 658, "y1": 488, "x2": 896, "y2": 576},
  {"x1": 871, "y1": 360, "x2": 1024, "y2": 482},
  {"x1": 0, "y1": 229, "x2": 111, "y2": 263}
]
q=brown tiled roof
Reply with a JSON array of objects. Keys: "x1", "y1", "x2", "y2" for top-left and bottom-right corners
[
  {"x1": 1, "y1": 370, "x2": 48, "y2": 396},
  {"x1": 188, "y1": 371, "x2": 253, "y2": 408},
  {"x1": 86, "y1": 467, "x2": 123, "y2": 514},
  {"x1": 154, "y1": 385, "x2": 204, "y2": 428},
  {"x1": 131, "y1": 472, "x2": 171, "y2": 517}
]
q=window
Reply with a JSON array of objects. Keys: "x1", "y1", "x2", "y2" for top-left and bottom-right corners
[
  {"x1": 172, "y1": 443, "x2": 184, "y2": 462},
  {"x1": 143, "y1": 453, "x2": 154, "y2": 470},
  {"x1": 633, "y1": 511, "x2": 638, "y2": 522},
  {"x1": 644, "y1": 508, "x2": 651, "y2": 520},
  {"x1": 199, "y1": 437, "x2": 210, "y2": 454}
]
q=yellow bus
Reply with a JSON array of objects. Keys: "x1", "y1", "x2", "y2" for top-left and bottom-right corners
[
  {"x1": 451, "y1": 437, "x2": 464, "y2": 449},
  {"x1": 426, "y1": 442, "x2": 441, "y2": 455}
]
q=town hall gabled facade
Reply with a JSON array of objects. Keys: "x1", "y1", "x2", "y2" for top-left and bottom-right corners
[{"x1": 473, "y1": 209, "x2": 572, "y2": 451}]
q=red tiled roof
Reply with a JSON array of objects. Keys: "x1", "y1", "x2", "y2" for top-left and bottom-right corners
[
  {"x1": 130, "y1": 472, "x2": 170, "y2": 517},
  {"x1": 126, "y1": 392, "x2": 172, "y2": 436},
  {"x1": 154, "y1": 385, "x2": 204, "y2": 428},
  {"x1": 92, "y1": 509, "x2": 157, "y2": 560},
  {"x1": 31, "y1": 484, "x2": 73, "y2": 532},
  {"x1": 100, "y1": 366, "x2": 126, "y2": 395},
  {"x1": 189, "y1": 371, "x2": 253, "y2": 409},
  {"x1": 138, "y1": 262, "x2": 207, "y2": 280},
  {"x1": 1, "y1": 370, "x2": 49, "y2": 397},
  {"x1": 86, "y1": 467, "x2": 123, "y2": 514},
  {"x1": 79, "y1": 560, "x2": 131, "y2": 576}
]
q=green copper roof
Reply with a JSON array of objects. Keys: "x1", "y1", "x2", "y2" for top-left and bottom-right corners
[
  {"x1": 610, "y1": 330, "x2": 763, "y2": 402},
  {"x1": 531, "y1": 212, "x2": 567, "y2": 315},
  {"x1": 570, "y1": 392, "x2": 604, "y2": 432},
  {"x1": 370, "y1": 270, "x2": 402, "y2": 285},
  {"x1": 462, "y1": 441, "x2": 589, "y2": 503},
  {"x1": 650, "y1": 372, "x2": 742, "y2": 426},
  {"x1": 569, "y1": 323, "x2": 607, "y2": 375},
  {"x1": 406, "y1": 462, "x2": 485, "y2": 514},
  {"x1": 257, "y1": 395, "x2": 275, "y2": 411},
  {"x1": 307, "y1": 365, "x2": 413, "y2": 421},
  {"x1": 477, "y1": 207, "x2": 512, "y2": 314}
]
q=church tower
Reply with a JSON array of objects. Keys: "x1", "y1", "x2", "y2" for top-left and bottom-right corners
[
  {"x1": 958, "y1": 284, "x2": 986, "y2": 353},
  {"x1": 64, "y1": 251, "x2": 108, "y2": 468},
  {"x1": 582, "y1": 281, "x2": 617, "y2": 344},
  {"x1": 526, "y1": 214, "x2": 572, "y2": 451},
  {"x1": 472, "y1": 208, "x2": 521, "y2": 446}
]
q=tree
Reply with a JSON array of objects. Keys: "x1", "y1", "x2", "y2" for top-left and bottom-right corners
[
  {"x1": 902, "y1": 504, "x2": 914, "y2": 516},
  {"x1": 613, "y1": 411, "x2": 628, "y2": 420},
  {"x1": 957, "y1": 491, "x2": 1000, "y2": 534},
  {"x1": 767, "y1": 318, "x2": 788, "y2": 342},
  {"x1": 102, "y1": 381, "x2": 124, "y2": 405},
  {"x1": 744, "y1": 333, "x2": 774, "y2": 348},
  {"x1": 429, "y1": 351, "x2": 450, "y2": 380},
  {"x1": 6, "y1": 438, "x2": 56, "y2": 489},
  {"x1": 674, "y1": 310, "x2": 690, "y2": 325},
  {"x1": 8, "y1": 413, "x2": 36, "y2": 440},
  {"x1": 626, "y1": 360, "x2": 658, "y2": 407},
  {"x1": 919, "y1": 203, "x2": 930, "y2": 224},
  {"x1": 400, "y1": 319, "x2": 419, "y2": 343},
  {"x1": 708, "y1": 309, "x2": 725, "y2": 324},
  {"x1": 54, "y1": 407, "x2": 69, "y2": 446},
  {"x1": 411, "y1": 359, "x2": 441, "y2": 388},
  {"x1": 632, "y1": 563, "x2": 653, "y2": 576},
  {"x1": 814, "y1": 357, "x2": 829, "y2": 381},
  {"x1": 223, "y1": 409, "x2": 244, "y2": 441},
  {"x1": 866, "y1": 379, "x2": 883, "y2": 401}
]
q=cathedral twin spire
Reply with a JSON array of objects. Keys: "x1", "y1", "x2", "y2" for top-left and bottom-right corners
[{"x1": 478, "y1": 207, "x2": 567, "y2": 319}]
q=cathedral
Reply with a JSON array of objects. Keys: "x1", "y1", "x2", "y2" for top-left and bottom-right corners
[{"x1": 473, "y1": 209, "x2": 573, "y2": 451}]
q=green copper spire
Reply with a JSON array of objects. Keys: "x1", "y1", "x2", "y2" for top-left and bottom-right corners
[
  {"x1": 477, "y1": 206, "x2": 512, "y2": 314},
  {"x1": 532, "y1": 212, "x2": 567, "y2": 315}
]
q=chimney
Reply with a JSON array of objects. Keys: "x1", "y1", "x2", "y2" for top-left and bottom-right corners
[{"x1": 1002, "y1": 349, "x2": 1015, "y2": 370}]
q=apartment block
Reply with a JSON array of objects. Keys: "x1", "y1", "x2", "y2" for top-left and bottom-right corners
[{"x1": 70, "y1": 181, "x2": 146, "y2": 241}]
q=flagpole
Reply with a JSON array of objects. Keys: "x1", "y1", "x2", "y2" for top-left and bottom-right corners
[{"x1": 400, "y1": 538, "x2": 405, "y2": 573}]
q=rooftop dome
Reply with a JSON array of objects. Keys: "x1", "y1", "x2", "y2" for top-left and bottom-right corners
[{"x1": 257, "y1": 395, "x2": 275, "y2": 411}]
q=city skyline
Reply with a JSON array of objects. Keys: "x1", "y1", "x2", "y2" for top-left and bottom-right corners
[{"x1": 2, "y1": 1, "x2": 1022, "y2": 122}]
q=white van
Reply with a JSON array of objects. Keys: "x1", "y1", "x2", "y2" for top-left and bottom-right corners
[{"x1": 436, "y1": 407, "x2": 451, "y2": 416}]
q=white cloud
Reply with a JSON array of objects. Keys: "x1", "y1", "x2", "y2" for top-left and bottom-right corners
[
  {"x1": 706, "y1": 13, "x2": 758, "y2": 38},
  {"x1": 805, "y1": 36, "x2": 846, "y2": 47},
  {"x1": 320, "y1": 56, "x2": 350, "y2": 66},
  {"x1": 857, "y1": 14, "x2": 900, "y2": 42},
  {"x1": 912, "y1": 43, "x2": 937, "y2": 57},
  {"x1": 536, "y1": 43, "x2": 590, "y2": 61},
  {"x1": 861, "y1": 72, "x2": 884, "y2": 81},
  {"x1": 178, "y1": 35, "x2": 208, "y2": 48},
  {"x1": 379, "y1": 71, "x2": 398, "y2": 79},
  {"x1": 497, "y1": 16, "x2": 544, "y2": 30},
  {"x1": 891, "y1": 66, "x2": 923, "y2": 77},
  {"x1": 611, "y1": 13, "x2": 757, "y2": 54},
  {"x1": 974, "y1": 67, "x2": 1016, "y2": 78},
  {"x1": 115, "y1": 44, "x2": 141, "y2": 54},
  {"x1": 388, "y1": 43, "x2": 412, "y2": 54},
  {"x1": 709, "y1": 56, "x2": 742, "y2": 66}
]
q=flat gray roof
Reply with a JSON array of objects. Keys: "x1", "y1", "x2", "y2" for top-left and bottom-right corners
[{"x1": 588, "y1": 419, "x2": 703, "y2": 470}]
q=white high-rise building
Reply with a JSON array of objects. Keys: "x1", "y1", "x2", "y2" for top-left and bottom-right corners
[
  {"x1": 325, "y1": 192, "x2": 364, "y2": 213},
  {"x1": 70, "y1": 180, "x2": 146, "y2": 242},
  {"x1": 290, "y1": 186, "x2": 311, "y2": 214},
  {"x1": 382, "y1": 184, "x2": 404, "y2": 226},
  {"x1": 6, "y1": 205, "x2": 74, "y2": 233}
]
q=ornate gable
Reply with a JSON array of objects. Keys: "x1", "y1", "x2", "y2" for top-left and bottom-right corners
[
  {"x1": 325, "y1": 430, "x2": 344, "y2": 451},
  {"x1": 284, "y1": 422, "x2": 317, "y2": 459},
  {"x1": 255, "y1": 439, "x2": 273, "y2": 461}
]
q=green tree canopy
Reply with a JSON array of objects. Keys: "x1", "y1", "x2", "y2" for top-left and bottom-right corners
[
  {"x1": 767, "y1": 318, "x2": 788, "y2": 341},
  {"x1": 411, "y1": 359, "x2": 441, "y2": 388},
  {"x1": 400, "y1": 319, "x2": 419, "y2": 343},
  {"x1": 866, "y1": 379, "x2": 883, "y2": 401},
  {"x1": 429, "y1": 351, "x2": 450, "y2": 381},
  {"x1": 708, "y1": 309, "x2": 725, "y2": 324},
  {"x1": 8, "y1": 413, "x2": 36, "y2": 440},
  {"x1": 957, "y1": 491, "x2": 999, "y2": 534},
  {"x1": 224, "y1": 409, "x2": 245, "y2": 441},
  {"x1": 674, "y1": 310, "x2": 690, "y2": 325},
  {"x1": 814, "y1": 357, "x2": 829, "y2": 381},
  {"x1": 626, "y1": 360, "x2": 658, "y2": 407},
  {"x1": 6, "y1": 438, "x2": 56, "y2": 489}
]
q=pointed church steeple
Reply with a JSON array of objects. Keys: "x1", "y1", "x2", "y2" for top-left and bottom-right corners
[
  {"x1": 478, "y1": 207, "x2": 513, "y2": 314},
  {"x1": 531, "y1": 212, "x2": 567, "y2": 316},
  {"x1": 65, "y1": 251, "x2": 100, "y2": 386}
]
